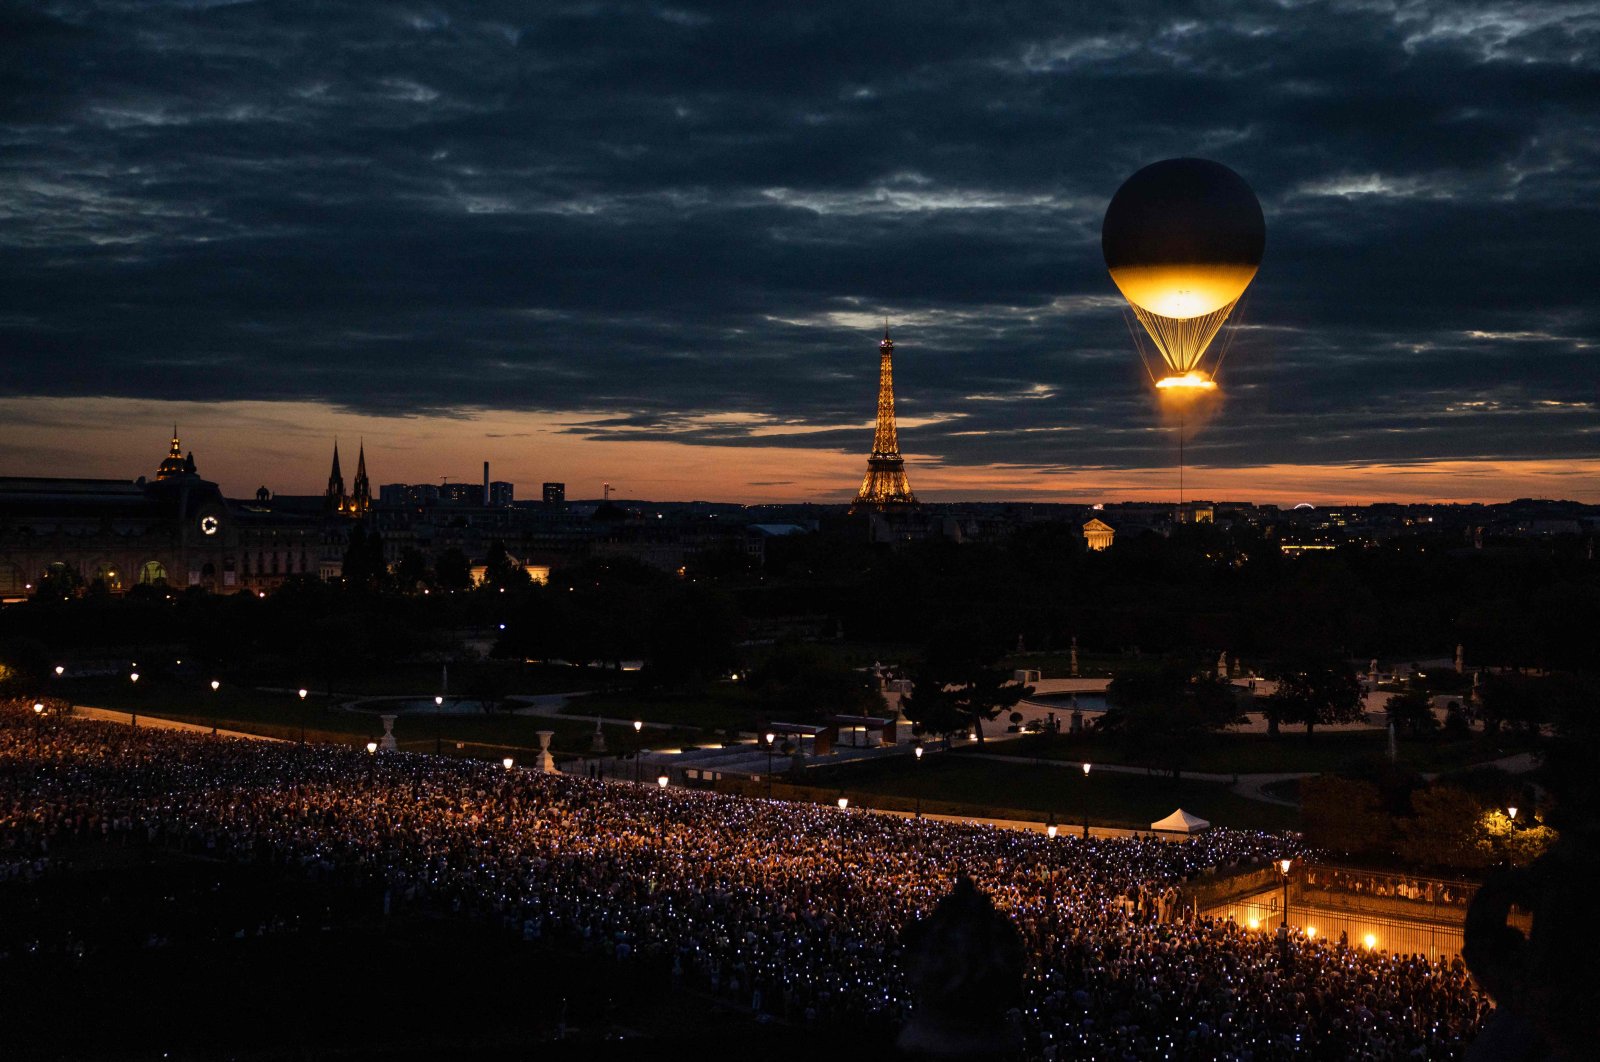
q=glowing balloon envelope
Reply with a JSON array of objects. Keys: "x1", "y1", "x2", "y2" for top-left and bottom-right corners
[{"x1": 1102, "y1": 158, "x2": 1265, "y2": 391}]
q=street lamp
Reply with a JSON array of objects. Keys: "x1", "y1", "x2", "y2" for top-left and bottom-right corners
[
  {"x1": 366, "y1": 741, "x2": 378, "y2": 754},
  {"x1": 913, "y1": 743, "x2": 925, "y2": 817},
  {"x1": 1507, "y1": 805, "x2": 1519, "y2": 824},
  {"x1": 1278, "y1": 858, "x2": 1293, "y2": 937},
  {"x1": 503, "y1": 757, "x2": 515, "y2": 770},
  {"x1": 1047, "y1": 819, "x2": 1058, "y2": 839},
  {"x1": 764, "y1": 731, "x2": 776, "y2": 798},
  {"x1": 54, "y1": 665, "x2": 64, "y2": 678},
  {"x1": 657, "y1": 773, "x2": 669, "y2": 789},
  {"x1": 209, "y1": 679, "x2": 221, "y2": 735},
  {"x1": 298, "y1": 688, "x2": 309, "y2": 746},
  {"x1": 129, "y1": 672, "x2": 139, "y2": 728},
  {"x1": 1081, "y1": 762, "x2": 1092, "y2": 837},
  {"x1": 434, "y1": 695, "x2": 445, "y2": 755},
  {"x1": 32, "y1": 701, "x2": 44, "y2": 745},
  {"x1": 837, "y1": 795, "x2": 849, "y2": 811}
]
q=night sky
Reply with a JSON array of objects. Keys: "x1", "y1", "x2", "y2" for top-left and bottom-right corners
[{"x1": 2, "y1": 1, "x2": 1596, "y2": 503}]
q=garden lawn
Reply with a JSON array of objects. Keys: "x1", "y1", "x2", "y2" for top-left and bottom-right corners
[
  {"x1": 980, "y1": 729, "x2": 1543, "y2": 776},
  {"x1": 814, "y1": 754, "x2": 1299, "y2": 832}
]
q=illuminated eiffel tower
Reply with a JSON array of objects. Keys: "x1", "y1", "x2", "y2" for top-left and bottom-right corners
[{"x1": 852, "y1": 326, "x2": 917, "y2": 512}]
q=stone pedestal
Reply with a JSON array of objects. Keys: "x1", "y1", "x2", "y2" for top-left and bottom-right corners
[
  {"x1": 379, "y1": 714, "x2": 398, "y2": 751},
  {"x1": 590, "y1": 718, "x2": 607, "y2": 753},
  {"x1": 536, "y1": 730, "x2": 558, "y2": 773}
]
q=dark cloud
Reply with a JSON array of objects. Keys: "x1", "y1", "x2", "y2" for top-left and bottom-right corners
[{"x1": 1, "y1": 0, "x2": 1596, "y2": 477}]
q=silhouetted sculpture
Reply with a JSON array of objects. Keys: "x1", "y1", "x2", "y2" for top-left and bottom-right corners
[{"x1": 897, "y1": 875, "x2": 1024, "y2": 1058}]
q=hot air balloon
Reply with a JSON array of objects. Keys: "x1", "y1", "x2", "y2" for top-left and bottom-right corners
[{"x1": 1102, "y1": 158, "x2": 1265, "y2": 394}]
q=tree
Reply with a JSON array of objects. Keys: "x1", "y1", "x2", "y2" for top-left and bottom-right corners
[
  {"x1": 1384, "y1": 687, "x2": 1438, "y2": 737},
  {"x1": 1301, "y1": 775, "x2": 1389, "y2": 856},
  {"x1": 33, "y1": 563, "x2": 82, "y2": 601},
  {"x1": 749, "y1": 643, "x2": 882, "y2": 724},
  {"x1": 901, "y1": 633, "x2": 1032, "y2": 745},
  {"x1": 434, "y1": 548, "x2": 471, "y2": 592},
  {"x1": 644, "y1": 586, "x2": 739, "y2": 688},
  {"x1": 393, "y1": 548, "x2": 429, "y2": 593},
  {"x1": 1267, "y1": 657, "x2": 1363, "y2": 737},
  {"x1": 481, "y1": 539, "x2": 529, "y2": 592},
  {"x1": 1401, "y1": 785, "x2": 1491, "y2": 869},
  {"x1": 1103, "y1": 662, "x2": 1245, "y2": 778},
  {"x1": 461, "y1": 661, "x2": 515, "y2": 714},
  {"x1": 340, "y1": 525, "x2": 387, "y2": 590}
]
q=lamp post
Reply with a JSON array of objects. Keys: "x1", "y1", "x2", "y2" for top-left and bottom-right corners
[
  {"x1": 657, "y1": 773, "x2": 669, "y2": 789},
  {"x1": 764, "y1": 731, "x2": 776, "y2": 798},
  {"x1": 297, "y1": 688, "x2": 309, "y2": 746},
  {"x1": 129, "y1": 671, "x2": 139, "y2": 728},
  {"x1": 54, "y1": 665, "x2": 64, "y2": 678},
  {"x1": 503, "y1": 757, "x2": 515, "y2": 770},
  {"x1": 209, "y1": 679, "x2": 221, "y2": 735},
  {"x1": 1278, "y1": 858, "x2": 1293, "y2": 945},
  {"x1": 635, "y1": 720, "x2": 645, "y2": 784},
  {"x1": 914, "y1": 743, "x2": 925, "y2": 818},
  {"x1": 1047, "y1": 817, "x2": 1058, "y2": 839},
  {"x1": 1081, "y1": 762, "x2": 1092, "y2": 838},
  {"x1": 435, "y1": 695, "x2": 444, "y2": 755},
  {"x1": 32, "y1": 701, "x2": 44, "y2": 746}
]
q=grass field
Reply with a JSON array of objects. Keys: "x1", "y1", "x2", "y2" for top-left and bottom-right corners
[
  {"x1": 559, "y1": 685, "x2": 764, "y2": 732},
  {"x1": 808, "y1": 753, "x2": 1300, "y2": 832},
  {"x1": 978, "y1": 729, "x2": 1541, "y2": 777},
  {"x1": 60, "y1": 675, "x2": 694, "y2": 761}
]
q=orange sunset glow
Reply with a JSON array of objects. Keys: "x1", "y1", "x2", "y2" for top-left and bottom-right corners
[{"x1": 3, "y1": 398, "x2": 1593, "y2": 505}]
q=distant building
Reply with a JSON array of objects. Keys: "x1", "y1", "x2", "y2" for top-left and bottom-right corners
[
  {"x1": 489, "y1": 481, "x2": 515, "y2": 507},
  {"x1": 1083, "y1": 518, "x2": 1116, "y2": 551},
  {"x1": 543, "y1": 482, "x2": 566, "y2": 505},
  {"x1": 438, "y1": 482, "x2": 484, "y2": 506},
  {"x1": 0, "y1": 430, "x2": 318, "y2": 598},
  {"x1": 378, "y1": 482, "x2": 439, "y2": 508},
  {"x1": 324, "y1": 441, "x2": 371, "y2": 517}
]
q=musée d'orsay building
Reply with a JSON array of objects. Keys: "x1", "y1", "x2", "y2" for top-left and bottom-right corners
[{"x1": 0, "y1": 431, "x2": 359, "y2": 600}]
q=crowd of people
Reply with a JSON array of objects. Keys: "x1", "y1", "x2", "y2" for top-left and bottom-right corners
[
  {"x1": 1301, "y1": 864, "x2": 1475, "y2": 908},
  {"x1": 0, "y1": 703, "x2": 1491, "y2": 1058}
]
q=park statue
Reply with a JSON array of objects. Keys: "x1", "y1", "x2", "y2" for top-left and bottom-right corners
[{"x1": 534, "y1": 730, "x2": 557, "y2": 773}]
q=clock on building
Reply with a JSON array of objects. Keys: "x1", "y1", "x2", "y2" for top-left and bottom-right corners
[{"x1": 200, "y1": 514, "x2": 220, "y2": 536}]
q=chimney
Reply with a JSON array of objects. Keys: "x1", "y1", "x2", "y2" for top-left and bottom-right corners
[{"x1": 483, "y1": 461, "x2": 489, "y2": 503}]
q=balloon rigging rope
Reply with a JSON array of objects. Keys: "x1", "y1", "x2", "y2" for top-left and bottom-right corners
[
  {"x1": 1124, "y1": 310, "x2": 1163, "y2": 387},
  {"x1": 1131, "y1": 300, "x2": 1238, "y2": 375},
  {"x1": 1209, "y1": 291, "x2": 1250, "y2": 381}
]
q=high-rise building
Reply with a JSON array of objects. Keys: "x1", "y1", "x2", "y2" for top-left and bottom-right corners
[
  {"x1": 543, "y1": 482, "x2": 565, "y2": 505},
  {"x1": 489, "y1": 481, "x2": 514, "y2": 506}
]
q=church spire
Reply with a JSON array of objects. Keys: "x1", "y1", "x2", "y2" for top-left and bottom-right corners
[
  {"x1": 351, "y1": 440, "x2": 371, "y2": 515},
  {"x1": 326, "y1": 440, "x2": 346, "y2": 512}
]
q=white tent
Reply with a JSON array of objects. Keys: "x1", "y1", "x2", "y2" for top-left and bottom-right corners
[{"x1": 1151, "y1": 808, "x2": 1211, "y2": 833}]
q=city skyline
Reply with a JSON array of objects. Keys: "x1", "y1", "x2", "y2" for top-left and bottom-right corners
[{"x1": 3, "y1": 3, "x2": 1596, "y2": 504}]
